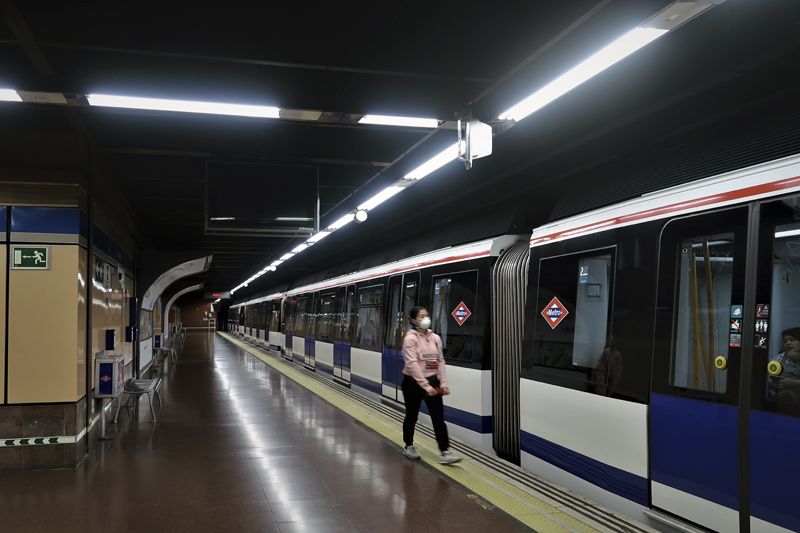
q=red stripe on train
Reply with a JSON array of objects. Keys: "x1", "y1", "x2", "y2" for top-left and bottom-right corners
[{"x1": 531, "y1": 175, "x2": 800, "y2": 246}]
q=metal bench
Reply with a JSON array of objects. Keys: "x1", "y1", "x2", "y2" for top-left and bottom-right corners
[{"x1": 113, "y1": 378, "x2": 163, "y2": 423}]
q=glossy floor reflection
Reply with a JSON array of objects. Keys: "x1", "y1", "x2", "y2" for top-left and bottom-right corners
[{"x1": 0, "y1": 332, "x2": 527, "y2": 532}]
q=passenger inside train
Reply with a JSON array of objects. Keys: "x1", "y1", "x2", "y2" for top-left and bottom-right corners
[{"x1": 768, "y1": 328, "x2": 800, "y2": 408}]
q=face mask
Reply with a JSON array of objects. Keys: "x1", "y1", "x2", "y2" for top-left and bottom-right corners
[{"x1": 418, "y1": 317, "x2": 431, "y2": 330}]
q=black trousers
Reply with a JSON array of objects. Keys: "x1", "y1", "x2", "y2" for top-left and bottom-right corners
[{"x1": 402, "y1": 375, "x2": 449, "y2": 452}]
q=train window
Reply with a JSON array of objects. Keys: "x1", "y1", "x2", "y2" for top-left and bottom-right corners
[
  {"x1": 284, "y1": 299, "x2": 297, "y2": 332},
  {"x1": 355, "y1": 284, "x2": 383, "y2": 350},
  {"x1": 385, "y1": 277, "x2": 403, "y2": 348},
  {"x1": 403, "y1": 275, "x2": 419, "y2": 338},
  {"x1": 532, "y1": 250, "x2": 614, "y2": 371},
  {"x1": 316, "y1": 291, "x2": 337, "y2": 341},
  {"x1": 752, "y1": 199, "x2": 800, "y2": 418},
  {"x1": 431, "y1": 271, "x2": 479, "y2": 365},
  {"x1": 670, "y1": 234, "x2": 734, "y2": 393},
  {"x1": 295, "y1": 296, "x2": 309, "y2": 336},
  {"x1": 269, "y1": 302, "x2": 281, "y2": 332},
  {"x1": 335, "y1": 285, "x2": 357, "y2": 343}
]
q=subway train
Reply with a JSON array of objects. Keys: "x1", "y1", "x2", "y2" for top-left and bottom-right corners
[{"x1": 228, "y1": 153, "x2": 800, "y2": 533}]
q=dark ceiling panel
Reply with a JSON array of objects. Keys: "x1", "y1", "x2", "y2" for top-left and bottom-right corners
[{"x1": 3, "y1": 0, "x2": 799, "y2": 295}]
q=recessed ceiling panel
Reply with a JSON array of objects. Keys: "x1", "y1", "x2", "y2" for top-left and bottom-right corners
[{"x1": 206, "y1": 161, "x2": 317, "y2": 232}]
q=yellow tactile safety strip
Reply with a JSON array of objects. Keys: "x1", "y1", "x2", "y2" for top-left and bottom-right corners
[{"x1": 219, "y1": 333, "x2": 605, "y2": 533}]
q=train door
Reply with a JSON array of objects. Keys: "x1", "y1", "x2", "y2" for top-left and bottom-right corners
[
  {"x1": 283, "y1": 298, "x2": 297, "y2": 361},
  {"x1": 748, "y1": 196, "x2": 800, "y2": 533},
  {"x1": 333, "y1": 285, "x2": 356, "y2": 384},
  {"x1": 650, "y1": 207, "x2": 749, "y2": 532},
  {"x1": 304, "y1": 293, "x2": 318, "y2": 369},
  {"x1": 381, "y1": 273, "x2": 419, "y2": 402},
  {"x1": 382, "y1": 276, "x2": 403, "y2": 400}
]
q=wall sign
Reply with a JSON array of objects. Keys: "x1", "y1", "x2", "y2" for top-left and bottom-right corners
[{"x1": 11, "y1": 245, "x2": 50, "y2": 270}]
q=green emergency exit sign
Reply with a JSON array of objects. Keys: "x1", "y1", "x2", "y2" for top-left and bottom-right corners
[{"x1": 11, "y1": 245, "x2": 50, "y2": 270}]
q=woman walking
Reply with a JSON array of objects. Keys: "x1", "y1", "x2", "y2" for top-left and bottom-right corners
[{"x1": 401, "y1": 306, "x2": 460, "y2": 464}]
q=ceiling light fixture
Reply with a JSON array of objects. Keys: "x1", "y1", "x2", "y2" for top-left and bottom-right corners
[
  {"x1": 270, "y1": 260, "x2": 285, "y2": 267},
  {"x1": 280, "y1": 253, "x2": 295, "y2": 261},
  {"x1": 307, "y1": 231, "x2": 332, "y2": 244},
  {"x1": 498, "y1": 27, "x2": 668, "y2": 122},
  {"x1": 403, "y1": 143, "x2": 459, "y2": 181},
  {"x1": 275, "y1": 217, "x2": 314, "y2": 222},
  {"x1": 210, "y1": 216, "x2": 236, "y2": 221},
  {"x1": 358, "y1": 186, "x2": 404, "y2": 212},
  {"x1": 355, "y1": 209, "x2": 368, "y2": 223},
  {"x1": 291, "y1": 243, "x2": 309, "y2": 254},
  {"x1": 328, "y1": 213, "x2": 355, "y2": 231},
  {"x1": 358, "y1": 114, "x2": 439, "y2": 128},
  {"x1": 0, "y1": 89, "x2": 22, "y2": 102},
  {"x1": 87, "y1": 94, "x2": 281, "y2": 119}
]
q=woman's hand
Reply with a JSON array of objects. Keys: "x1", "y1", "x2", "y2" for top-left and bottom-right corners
[
  {"x1": 441, "y1": 386, "x2": 450, "y2": 395},
  {"x1": 426, "y1": 387, "x2": 438, "y2": 396}
]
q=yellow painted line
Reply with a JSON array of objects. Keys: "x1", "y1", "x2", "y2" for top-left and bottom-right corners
[{"x1": 219, "y1": 333, "x2": 604, "y2": 532}]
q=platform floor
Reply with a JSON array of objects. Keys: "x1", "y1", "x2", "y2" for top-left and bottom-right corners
[{"x1": 0, "y1": 332, "x2": 528, "y2": 532}]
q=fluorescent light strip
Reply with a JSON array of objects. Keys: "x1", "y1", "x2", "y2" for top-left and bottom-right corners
[
  {"x1": 270, "y1": 260, "x2": 285, "y2": 267},
  {"x1": 210, "y1": 217, "x2": 236, "y2": 221},
  {"x1": 0, "y1": 89, "x2": 22, "y2": 102},
  {"x1": 403, "y1": 143, "x2": 459, "y2": 181},
  {"x1": 308, "y1": 231, "x2": 331, "y2": 244},
  {"x1": 358, "y1": 186, "x2": 404, "y2": 211},
  {"x1": 358, "y1": 114, "x2": 439, "y2": 128},
  {"x1": 291, "y1": 243, "x2": 309, "y2": 254},
  {"x1": 87, "y1": 94, "x2": 281, "y2": 118},
  {"x1": 498, "y1": 27, "x2": 668, "y2": 122},
  {"x1": 328, "y1": 213, "x2": 355, "y2": 230},
  {"x1": 275, "y1": 217, "x2": 313, "y2": 222},
  {"x1": 280, "y1": 253, "x2": 295, "y2": 261}
]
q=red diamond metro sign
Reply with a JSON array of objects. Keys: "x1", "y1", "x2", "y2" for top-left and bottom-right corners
[
  {"x1": 451, "y1": 301, "x2": 472, "y2": 326},
  {"x1": 541, "y1": 297, "x2": 569, "y2": 330}
]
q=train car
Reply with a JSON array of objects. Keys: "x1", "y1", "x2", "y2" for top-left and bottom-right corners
[
  {"x1": 230, "y1": 153, "x2": 800, "y2": 532},
  {"x1": 518, "y1": 153, "x2": 800, "y2": 532},
  {"x1": 234, "y1": 236, "x2": 520, "y2": 448}
]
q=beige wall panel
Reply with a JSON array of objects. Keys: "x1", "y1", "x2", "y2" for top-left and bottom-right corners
[
  {"x1": 77, "y1": 247, "x2": 87, "y2": 397},
  {"x1": 91, "y1": 257, "x2": 109, "y2": 388},
  {"x1": 0, "y1": 244, "x2": 6, "y2": 404},
  {"x1": 8, "y1": 246, "x2": 80, "y2": 403}
]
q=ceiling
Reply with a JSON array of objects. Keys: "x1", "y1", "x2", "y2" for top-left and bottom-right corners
[{"x1": 1, "y1": 1, "x2": 799, "y2": 299}]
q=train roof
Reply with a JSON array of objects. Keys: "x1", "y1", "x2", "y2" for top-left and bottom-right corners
[
  {"x1": 230, "y1": 236, "x2": 521, "y2": 307},
  {"x1": 530, "y1": 153, "x2": 800, "y2": 248}
]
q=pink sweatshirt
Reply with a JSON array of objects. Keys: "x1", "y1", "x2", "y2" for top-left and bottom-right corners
[{"x1": 402, "y1": 328, "x2": 448, "y2": 393}]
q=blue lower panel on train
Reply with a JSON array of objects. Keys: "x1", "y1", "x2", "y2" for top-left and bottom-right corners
[
  {"x1": 305, "y1": 337, "x2": 315, "y2": 358},
  {"x1": 750, "y1": 409, "x2": 800, "y2": 532},
  {"x1": 381, "y1": 348, "x2": 402, "y2": 388},
  {"x1": 419, "y1": 403, "x2": 492, "y2": 434},
  {"x1": 520, "y1": 430, "x2": 648, "y2": 505},
  {"x1": 650, "y1": 393, "x2": 739, "y2": 510}
]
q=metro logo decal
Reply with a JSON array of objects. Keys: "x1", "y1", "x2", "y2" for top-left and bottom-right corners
[
  {"x1": 451, "y1": 301, "x2": 472, "y2": 326},
  {"x1": 541, "y1": 297, "x2": 569, "y2": 330}
]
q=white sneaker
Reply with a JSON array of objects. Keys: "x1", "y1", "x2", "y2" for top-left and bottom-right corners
[
  {"x1": 403, "y1": 445, "x2": 421, "y2": 459},
  {"x1": 439, "y1": 449, "x2": 461, "y2": 464}
]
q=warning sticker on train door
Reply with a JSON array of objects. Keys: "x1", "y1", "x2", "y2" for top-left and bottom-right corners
[
  {"x1": 451, "y1": 301, "x2": 472, "y2": 326},
  {"x1": 541, "y1": 297, "x2": 569, "y2": 330}
]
